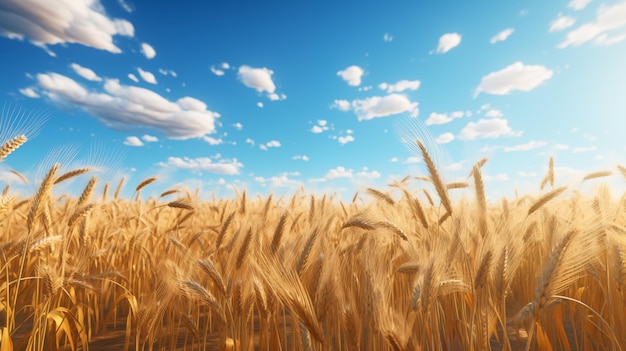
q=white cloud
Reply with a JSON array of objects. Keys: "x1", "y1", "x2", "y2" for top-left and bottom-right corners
[
  {"x1": 203, "y1": 136, "x2": 223, "y2": 145},
  {"x1": 19, "y1": 87, "x2": 39, "y2": 98},
  {"x1": 160, "y1": 156, "x2": 242, "y2": 175},
  {"x1": 35, "y1": 73, "x2": 219, "y2": 139},
  {"x1": 384, "y1": 33, "x2": 393, "y2": 42},
  {"x1": 325, "y1": 166, "x2": 353, "y2": 179},
  {"x1": 568, "y1": 0, "x2": 593, "y2": 10},
  {"x1": 485, "y1": 109, "x2": 503, "y2": 118},
  {"x1": 504, "y1": 140, "x2": 547, "y2": 151},
  {"x1": 558, "y1": 2, "x2": 626, "y2": 48},
  {"x1": 256, "y1": 173, "x2": 301, "y2": 188},
  {"x1": 458, "y1": 118, "x2": 522, "y2": 140},
  {"x1": 141, "y1": 42, "x2": 156, "y2": 59},
  {"x1": 0, "y1": 0, "x2": 134, "y2": 54},
  {"x1": 389, "y1": 157, "x2": 399, "y2": 163},
  {"x1": 233, "y1": 122, "x2": 243, "y2": 130},
  {"x1": 425, "y1": 111, "x2": 465, "y2": 125},
  {"x1": 268, "y1": 93, "x2": 287, "y2": 101},
  {"x1": 337, "y1": 65, "x2": 364, "y2": 86},
  {"x1": 310, "y1": 120, "x2": 329, "y2": 134},
  {"x1": 378, "y1": 80, "x2": 421, "y2": 93},
  {"x1": 245, "y1": 138, "x2": 255, "y2": 146},
  {"x1": 221, "y1": 62, "x2": 230, "y2": 69},
  {"x1": 70, "y1": 63, "x2": 101, "y2": 82},
  {"x1": 137, "y1": 68, "x2": 157, "y2": 84},
  {"x1": 260, "y1": 140, "x2": 281, "y2": 150},
  {"x1": 128, "y1": 73, "x2": 139, "y2": 83},
  {"x1": 142, "y1": 134, "x2": 158, "y2": 142},
  {"x1": 350, "y1": 94, "x2": 418, "y2": 121},
  {"x1": 238, "y1": 65, "x2": 276, "y2": 93},
  {"x1": 595, "y1": 32, "x2": 626, "y2": 46},
  {"x1": 445, "y1": 162, "x2": 463, "y2": 171},
  {"x1": 338, "y1": 135, "x2": 355, "y2": 144},
  {"x1": 436, "y1": 132, "x2": 455, "y2": 144},
  {"x1": 123, "y1": 136, "x2": 143, "y2": 146},
  {"x1": 331, "y1": 99, "x2": 351, "y2": 111},
  {"x1": 490, "y1": 28, "x2": 515, "y2": 43},
  {"x1": 436, "y1": 33, "x2": 462, "y2": 54},
  {"x1": 257, "y1": 102, "x2": 263, "y2": 108},
  {"x1": 292, "y1": 155, "x2": 309, "y2": 161},
  {"x1": 311, "y1": 126, "x2": 324, "y2": 133},
  {"x1": 475, "y1": 62, "x2": 553, "y2": 96},
  {"x1": 211, "y1": 66, "x2": 224, "y2": 76},
  {"x1": 357, "y1": 167, "x2": 381, "y2": 179},
  {"x1": 117, "y1": 0, "x2": 133, "y2": 12},
  {"x1": 550, "y1": 14, "x2": 576, "y2": 32}
]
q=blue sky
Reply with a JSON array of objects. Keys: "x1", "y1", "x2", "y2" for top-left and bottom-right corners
[{"x1": 1, "y1": 0, "x2": 625, "y2": 200}]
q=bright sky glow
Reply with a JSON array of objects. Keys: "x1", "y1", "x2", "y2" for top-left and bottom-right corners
[{"x1": 1, "y1": 0, "x2": 625, "y2": 200}]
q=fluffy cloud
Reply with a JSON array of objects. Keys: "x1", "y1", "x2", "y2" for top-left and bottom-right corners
[
  {"x1": 238, "y1": 65, "x2": 276, "y2": 93},
  {"x1": 0, "y1": 0, "x2": 134, "y2": 54},
  {"x1": 436, "y1": 132, "x2": 455, "y2": 144},
  {"x1": 485, "y1": 109, "x2": 503, "y2": 118},
  {"x1": 123, "y1": 136, "x2": 143, "y2": 146},
  {"x1": 260, "y1": 140, "x2": 281, "y2": 150},
  {"x1": 337, "y1": 65, "x2": 364, "y2": 86},
  {"x1": 378, "y1": 80, "x2": 421, "y2": 93},
  {"x1": 425, "y1": 111, "x2": 465, "y2": 125},
  {"x1": 341, "y1": 94, "x2": 418, "y2": 121},
  {"x1": 137, "y1": 68, "x2": 157, "y2": 84},
  {"x1": 504, "y1": 140, "x2": 547, "y2": 151},
  {"x1": 19, "y1": 87, "x2": 39, "y2": 98},
  {"x1": 141, "y1": 42, "x2": 156, "y2": 59},
  {"x1": 325, "y1": 166, "x2": 353, "y2": 179},
  {"x1": 310, "y1": 120, "x2": 328, "y2": 134},
  {"x1": 383, "y1": 33, "x2": 393, "y2": 42},
  {"x1": 255, "y1": 173, "x2": 301, "y2": 188},
  {"x1": 338, "y1": 135, "x2": 355, "y2": 144},
  {"x1": 550, "y1": 14, "x2": 576, "y2": 32},
  {"x1": 35, "y1": 72, "x2": 219, "y2": 139},
  {"x1": 142, "y1": 134, "x2": 158, "y2": 142},
  {"x1": 558, "y1": 2, "x2": 626, "y2": 48},
  {"x1": 233, "y1": 122, "x2": 243, "y2": 130},
  {"x1": 331, "y1": 99, "x2": 351, "y2": 111},
  {"x1": 160, "y1": 156, "x2": 242, "y2": 175},
  {"x1": 568, "y1": 0, "x2": 593, "y2": 10},
  {"x1": 475, "y1": 62, "x2": 553, "y2": 96},
  {"x1": 436, "y1": 33, "x2": 462, "y2": 54},
  {"x1": 356, "y1": 167, "x2": 381, "y2": 179},
  {"x1": 71, "y1": 63, "x2": 101, "y2": 82},
  {"x1": 490, "y1": 28, "x2": 515, "y2": 43},
  {"x1": 458, "y1": 118, "x2": 522, "y2": 140}
]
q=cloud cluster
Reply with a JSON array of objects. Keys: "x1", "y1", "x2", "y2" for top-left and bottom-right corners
[
  {"x1": 425, "y1": 111, "x2": 465, "y2": 125},
  {"x1": 378, "y1": 80, "x2": 421, "y2": 93},
  {"x1": 558, "y1": 2, "x2": 626, "y2": 48},
  {"x1": 259, "y1": 140, "x2": 281, "y2": 151},
  {"x1": 475, "y1": 62, "x2": 553, "y2": 96},
  {"x1": 0, "y1": 0, "x2": 134, "y2": 54},
  {"x1": 137, "y1": 68, "x2": 157, "y2": 84},
  {"x1": 33, "y1": 72, "x2": 219, "y2": 139},
  {"x1": 504, "y1": 140, "x2": 547, "y2": 151},
  {"x1": 160, "y1": 156, "x2": 242, "y2": 175},
  {"x1": 334, "y1": 94, "x2": 418, "y2": 121},
  {"x1": 458, "y1": 118, "x2": 522, "y2": 140}
]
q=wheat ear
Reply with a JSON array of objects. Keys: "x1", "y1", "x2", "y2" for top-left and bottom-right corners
[
  {"x1": 527, "y1": 186, "x2": 567, "y2": 216},
  {"x1": 0, "y1": 134, "x2": 27, "y2": 162},
  {"x1": 417, "y1": 140, "x2": 452, "y2": 215},
  {"x1": 27, "y1": 163, "x2": 60, "y2": 232}
]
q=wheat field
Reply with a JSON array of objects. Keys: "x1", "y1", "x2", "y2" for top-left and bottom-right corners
[{"x1": 2, "y1": 135, "x2": 626, "y2": 351}]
